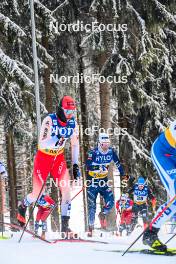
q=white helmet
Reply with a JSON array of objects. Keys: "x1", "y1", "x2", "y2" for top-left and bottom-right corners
[
  {"x1": 98, "y1": 133, "x2": 110, "y2": 153},
  {"x1": 98, "y1": 133, "x2": 110, "y2": 144},
  {"x1": 120, "y1": 193, "x2": 128, "y2": 201}
]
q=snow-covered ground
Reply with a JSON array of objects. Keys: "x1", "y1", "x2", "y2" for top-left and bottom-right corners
[
  {"x1": 1, "y1": 181, "x2": 176, "y2": 264},
  {"x1": 1, "y1": 229, "x2": 176, "y2": 264}
]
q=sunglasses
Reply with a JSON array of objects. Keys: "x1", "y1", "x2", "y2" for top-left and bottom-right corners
[
  {"x1": 64, "y1": 109, "x2": 76, "y2": 115},
  {"x1": 100, "y1": 142, "x2": 110, "y2": 147}
]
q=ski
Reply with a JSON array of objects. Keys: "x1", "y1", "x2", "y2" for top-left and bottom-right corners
[
  {"x1": 0, "y1": 235, "x2": 11, "y2": 240},
  {"x1": 96, "y1": 248, "x2": 176, "y2": 256},
  {"x1": 1, "y1": 222, "x2": 108, "y2": 244},
  {"x1": 52, "y1": 238, "x2": 108, "y2": 244},
  {"x1": 0, "y1": 222, "x2": 53, "y2": 244}
]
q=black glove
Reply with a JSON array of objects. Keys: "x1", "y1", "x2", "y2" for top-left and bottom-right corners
[{"x1": 73, "y1": 164, "x2": 80, "y2": 180}]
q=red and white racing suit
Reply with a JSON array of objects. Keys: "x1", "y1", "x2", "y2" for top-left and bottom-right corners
[{"x1": 25, "y1": 113, "x2": 79, "y2": 217}]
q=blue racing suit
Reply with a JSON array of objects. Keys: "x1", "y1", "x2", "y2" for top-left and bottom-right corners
[
  {"x1": 86, "y1": 147, "x2": 124, "y2": 227},
  {"x1": 151, "y1": 121, "x2": 176, "y2": 228}
]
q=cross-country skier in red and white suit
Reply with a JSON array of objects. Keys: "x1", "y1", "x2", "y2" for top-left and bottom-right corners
[
  {"x1": 34, "y1": 194, "x2": 55, "y2": 239},
  {"x1": 116, "y1": 194, "x2": 134, "y2": 236},
  {"x1": 17, "y1": 96, "x2": 80, "y2": 233}
]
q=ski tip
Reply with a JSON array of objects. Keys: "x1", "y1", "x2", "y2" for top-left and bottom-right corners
[{"x1": 0, "y1": 236, "x2": 11, "y2": 240}]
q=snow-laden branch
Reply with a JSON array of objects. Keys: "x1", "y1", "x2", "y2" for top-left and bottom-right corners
[
  {"x1": 126, "y1": 1, "x2": 153, "y2": 59},
  {"x1": 112, "y1": 0, "x2": 119, "y2": 18},
  {"x1": 0, "y1": 81, "x2": 28, "y2": 122},
  {"x1": 37, "y1": 58, "x2": 48, "y2": 69},
  {"x1": 127, "y1": 1, "x2": 145, "y2": 35},
  {"x1": 136, "y1": 85, "x2": 167, "y2": 111},
  {"x1": 8, "y1": 83, "x2": 26, "y2": 118},
  {"x1": 115, "y1": 54, "x2": 132, "y2": 76},
  {"x1": 151, "y1": 36, "x2": 169, "y2": 53},
  {"x1": 0, "y1": 48, "x2": 33, "y2": 88},
  {"x1": 16, "y1": 60, "x2": 33, "y2": 76},
  {"x1": 36, "y1": 41, "x2": 54, "y2": 62},
  {"x1": 80, "y1": 24, "x2": 99, "y2": 48},
  {"x1": 0, "y1": 13, "x2": 26, "y2": 37},
  {"x1": 153, "y1": 0, "x2": 176, "y2": 25},
  {"x1": 113, "y1": 122, "x2": 151, "y2": 161},
  {"x1": 112, "y1": 30, "x2": 119, "y2": 53},
  {"x1": 89, "y1": 0, "x2": 100, "y2": 12},
  {"x1": 15, "y1": 124, "x2": 33, "y2": 138},
  {"x1": 24, "y1": 90, "x2": 48, "y2": 114},
  {"x1": 12, "y1": 0, "x2": 20, "y2": 16},
  {"x1": 118, "y1": 0, "x2": 121, "y2": 10},
  {"x1": 34, "y1": 0, "x2": 56, "y2": 23},
  {"x1": 162, "y1": 54, "x2": 173, "y2": 79},
  {"x1": 165, "y1": 28, "x2": 176, "y2": 38},
  {"x1": 51, "y1": 0, "x2": 69, "y2": 15}
]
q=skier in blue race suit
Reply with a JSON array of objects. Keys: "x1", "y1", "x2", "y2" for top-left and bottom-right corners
[
  {"x1": 86, "y1": 132, "x2": 125, "y2": 236},
  {"x1": 143, "y1": 120, "x2": 176, "y2": 251},
  {"x1": 128, "y1": 176, "x2": 156, "y2": 231}
]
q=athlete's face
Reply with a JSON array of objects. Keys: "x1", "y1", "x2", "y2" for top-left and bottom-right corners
[
  {"x1": 121, "y1": 199, "x2": 126, "y2": 204},
  {"x1": 63, "y1": 109, "x2": 76, "y2": 120},
  {"x1": 100, "y1": 142, "x2": 110, "y2": 152},
  {"x1": 138, "y1": 184, "x2": 144, "y2": 190}
]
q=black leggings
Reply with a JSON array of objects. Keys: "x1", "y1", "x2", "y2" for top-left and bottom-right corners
[{"x1": 132, "y1": 203, "x2": 148, "y2": 224}]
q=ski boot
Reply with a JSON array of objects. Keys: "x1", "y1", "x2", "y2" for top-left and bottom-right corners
[
  {"x1": 143, "y1": 226, "x2": 167, "y2": 251},
  {"x1": 98, "y1": 212, "x2": 107, "y2": 230},
  {"x1": 129, "y1": 216, "x2": 137, "y2": 233},
  {"x1": 17, "y1": 201, "x2": 27, "y2": 227},
  {"x1": 41, "y1": 231, "x2": 46, "y2": 240},
  {"x1": 126, "y1": 224, "x2": 132, "y2": 236},
  {"x1": 87, "y1": 225, "x2": 94, "y2": 237},
  {"x1": 33, "y1": 221, "x2": 39, "y2": 237},
  {"x1": 41, "y1": 221, "x2": 47, "y2": 239},
  {"x1": 119, "y1": 224, "x2": 125, "y2": 236},
  {"x1": 61, "y1": 216, "x2": 77, "y2": 239}
]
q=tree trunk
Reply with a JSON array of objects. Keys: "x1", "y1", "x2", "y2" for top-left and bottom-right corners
[
  {"x1": 6, "y1": 129, "x2": 17, "y2": 223},
  {"x1": 0, "y1": 178, "x2": 4, "y2": 232},
  {"x1": 78, "y1": 44, "x2": 89, "y2": 231},
  {"x1": 98, "y1": 52, "x2": 117, "y2": 231}
]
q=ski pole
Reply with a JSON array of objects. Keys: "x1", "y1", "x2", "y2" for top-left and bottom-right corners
[
  {"x1": 18, "y1": 180, "x2": 46, "y2": 243},
  {"x1": 36, "y1": 182, "x2": 86, "y2": 229},
  {"x1": 18, "y1": 149, "x2": 61, "y2": 243},
  {"x1": 45, "y1": 185, "x2": 86, "y2": 221},
  {"x1": 165, "y1": 233, "x2": 176, "y2": 245},
  {"x1": 71, "y1": 186, "x2": 85, "y2": 201},
  {"x1": 122, "y1": 193, "x2": 176, "y2": 256},
  {"x1": 149, "y1": 194, "x2": 176, "y2": 230},
  {"x1": 43, "y1": 203, "x2": 58, "y2": 222}
]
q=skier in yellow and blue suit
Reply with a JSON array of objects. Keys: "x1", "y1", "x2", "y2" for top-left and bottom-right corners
[
  {"x1": 86, "y1": 133, "x2": 125, "y2": 236},
  {"x1": 143, "y1": 121, "x2": 176, "y2": 251}
]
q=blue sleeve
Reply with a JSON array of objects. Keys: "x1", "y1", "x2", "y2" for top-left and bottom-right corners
[
  {"x1": 86, "y1": 150, "x2": 99, "y2": 171},
  {"x1": 112, "y1": 149, "x2": 124, "y2": 176}
]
